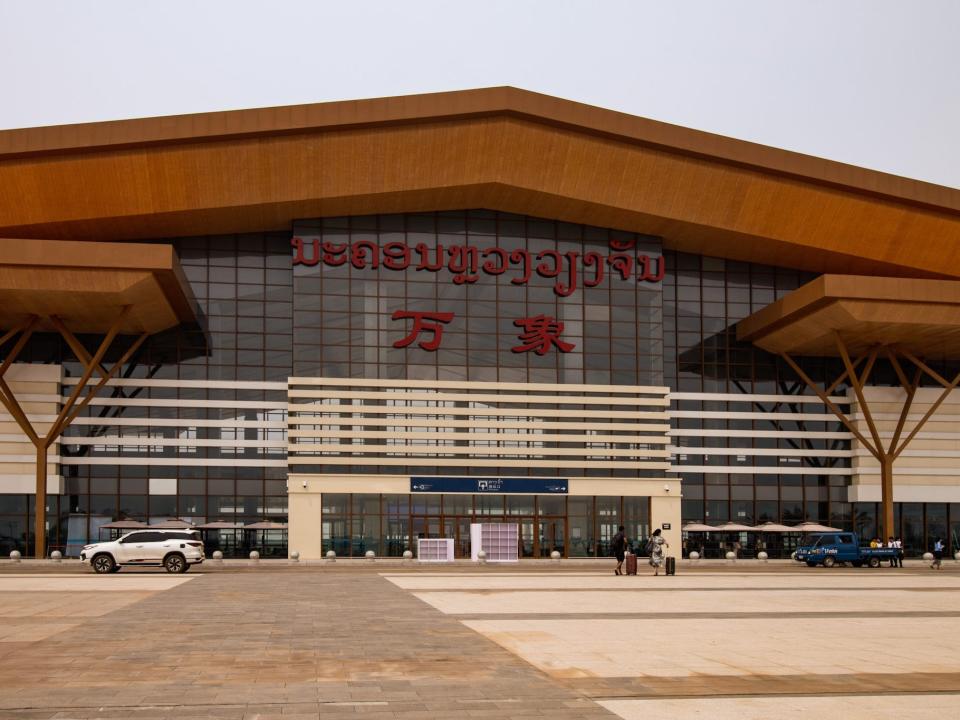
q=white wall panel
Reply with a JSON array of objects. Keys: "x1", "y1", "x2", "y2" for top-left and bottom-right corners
[{"x1": 288, "y1": 378, "x2": 671, "y2": 475}]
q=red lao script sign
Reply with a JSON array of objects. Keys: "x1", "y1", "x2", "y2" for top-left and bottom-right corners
[{"x1": 291, "y1": 235, "x2": 664, "y2": 297}]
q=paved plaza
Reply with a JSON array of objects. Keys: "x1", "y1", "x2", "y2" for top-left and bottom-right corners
[{"x1": 0, "y1": 561, "x2": 958, "y2": 719}]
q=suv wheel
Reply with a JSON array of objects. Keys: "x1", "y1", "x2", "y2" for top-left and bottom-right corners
[
  {"x1": 92, "y1": 553, "x2": 116, "y2": 574},
  {"x1": 822, "y1": 556, "x2": 836, "y2": 568},
  {"x1": 164, "y1": 553, "x2": 187, "y2": 573}
]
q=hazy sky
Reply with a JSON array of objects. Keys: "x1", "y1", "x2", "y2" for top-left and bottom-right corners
[{"x1": 2, "y1": 1, "x2": 958, "y2": 188}]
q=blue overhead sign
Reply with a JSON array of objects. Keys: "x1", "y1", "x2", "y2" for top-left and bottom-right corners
[{"x1": 410, "y1": 477, "x2": 568, "y2": 494}]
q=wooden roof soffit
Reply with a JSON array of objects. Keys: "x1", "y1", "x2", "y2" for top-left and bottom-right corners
[
  {"x1": 0, "y1": 238, "x2": 197, "y2": 333},
  {"x1": 736, "y1": 275, "x2": 960, "y2": 358}
]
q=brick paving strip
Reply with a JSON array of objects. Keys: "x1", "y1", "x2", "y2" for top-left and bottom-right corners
[
  {"x1": 450, "y1": 610, "x2": 960, "y2": 620},
  {"x1": 566, "y1": 672, "x2": 960, "y2": 699},
  {"x1": 0, "y1": 571, "x2": 618, "y2": 720}
]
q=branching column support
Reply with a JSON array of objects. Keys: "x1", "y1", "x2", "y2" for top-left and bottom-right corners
[
  {"x1": 0, "y1": 307, "x2": 148, "y2": 558},
  {"x1": 780, "y1": 337, "x2": 960, "y2": 542}
]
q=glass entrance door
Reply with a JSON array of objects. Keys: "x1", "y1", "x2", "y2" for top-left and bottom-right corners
[
  {"x1": 411, "y1": 516, "x2": 441, "y2": 545},
  {"x1": 539, "y1": 519, "x2": 565, "y2": 557},
  {"x1": 519, "y1": 518, "x2": 535, "y2": 557},
  {"x1": 442, "y1": 517, "x2": 473, "y2": 558}
]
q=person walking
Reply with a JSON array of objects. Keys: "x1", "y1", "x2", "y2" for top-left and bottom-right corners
[
  {"x1": 612, "y1": 525, "x2": 627, "y2": 576},
  {"x1": 894, "y1": 537, "x2": 904, "y2": 568},
  {"x1": 647, "y1": 528, "x2": 669, "y2": 576},
  {"x1": 887, "y1": 537, "x2": 896, "y2": 567},
  {"x1": 932, "y1": 537, "x2": 944, "y2": 570}
]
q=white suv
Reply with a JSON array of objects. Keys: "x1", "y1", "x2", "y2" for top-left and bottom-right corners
[{"x1": 81, "y1": 530, "x2": 205, "y2": 574}]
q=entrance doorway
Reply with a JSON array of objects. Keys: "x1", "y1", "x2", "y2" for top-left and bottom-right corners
[
  {"x1": 411, "y1": 516, "x2": 441, "y2": 542},
  {"x1": 319, "y1": 492, "x2": 650, "y2": 558},
  {"x1": 442, "y1": 517, "x2": 473, "y2": 558},
  {"x1": 539, "y1": 518, "x2": 565, "y2": 557}
]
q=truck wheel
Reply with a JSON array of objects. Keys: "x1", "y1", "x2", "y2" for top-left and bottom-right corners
[
  {"x1": 822, "y1": 556, "x2": 836, "y2": 568},
  {"x1": 868, "y1": 557, "x2": 881, "y2": 568}
]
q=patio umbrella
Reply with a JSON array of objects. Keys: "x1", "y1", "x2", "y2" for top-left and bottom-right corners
[
  {"x1": 752, "y1": 522, "x2": 795, "y2": 532},
  {"x1": 682, "y1": 523, "x2": 719, "y2": 532},
  {"x1": 197, "y1": 521, "x2": 245, "y2": 530},
  {"x1": 791, "y1": 522, "x2": 841, "y2": 533},
  {"x1": 98, "y1": 519, "x2": 148, "y2": 540},
  {"x1": 149, "y1": 519, "x2": 196, "y2": 528},
  {"x1": 714, "y1": 522, "x2": 757, "y2": 532}
]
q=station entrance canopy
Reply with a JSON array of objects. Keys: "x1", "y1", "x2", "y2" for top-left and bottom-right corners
[
  {"x1": 737, "y1": 275, "x2": 960, "y2": 541},
  {"x1": 0, "y1": 238, "x2": 197, "y2": 557}
]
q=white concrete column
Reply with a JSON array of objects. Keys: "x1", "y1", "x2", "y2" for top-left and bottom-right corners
[
  {"x1": 287, "y1": 481, "x2": 323, "y2": 560},
  {"x1": 650, "y1": 494, "x2": 681, "y2": 555}
]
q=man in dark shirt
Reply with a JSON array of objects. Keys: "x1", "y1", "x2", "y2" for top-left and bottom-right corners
[{"x1": 612, "y1": 525, "x2": 627, "y2": 576}]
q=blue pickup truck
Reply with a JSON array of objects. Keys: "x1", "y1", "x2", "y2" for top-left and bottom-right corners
[{"x1": 795, "y1": 532, "x2": 898, "y2": 568}]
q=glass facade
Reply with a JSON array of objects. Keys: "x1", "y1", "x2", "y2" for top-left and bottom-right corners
[
  {"x1": 319, "y1": 493, "x2": 649, "y2": 559},
  {"x1": 292, "y1": 211, "x2": 663, "y2": 385},
  {"x1": 2, "y1": 210, "x2": 957, "y2": 558}
]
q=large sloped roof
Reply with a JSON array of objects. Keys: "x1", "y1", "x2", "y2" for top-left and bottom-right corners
[{"x1": 0, "y1": 86, "x2": 958, "y2": 278}]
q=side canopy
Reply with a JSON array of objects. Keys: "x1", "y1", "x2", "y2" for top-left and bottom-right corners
[
  {"x1": 737, "y1": 275, "x2": 960, "y2": 359},
  {"x1": 0, "y1": 238, "x2": 197, "y2": 557},
  {"x1": 737, "y1": 274, "x2": 960, "y2": 542},
  {"x1": 0, "y1": 238, "x2": 196, "y2": 334}
]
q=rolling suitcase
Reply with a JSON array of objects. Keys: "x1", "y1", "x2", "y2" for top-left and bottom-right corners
[
  {"x1": 665, "y1": 555, "x2": 676, "y2": 575},
  {"x1": 625, "y1": 552, "x2": 638, "y2": 575}
]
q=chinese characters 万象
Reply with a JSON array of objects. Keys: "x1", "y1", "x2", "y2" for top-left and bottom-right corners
[{"x1": 391, "y1": 311, "x2": 575, "y2": 354}]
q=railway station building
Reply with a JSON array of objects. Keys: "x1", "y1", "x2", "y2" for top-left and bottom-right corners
[{"x1": 2, "y1": 87, "x2": 960, "y2": 559}]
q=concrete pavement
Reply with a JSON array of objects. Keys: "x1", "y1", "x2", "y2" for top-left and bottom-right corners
[{"x1": 0, "y1": 561, "x2": 957, "y2": 719}]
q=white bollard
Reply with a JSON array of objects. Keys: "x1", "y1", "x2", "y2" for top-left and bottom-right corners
[
  {"x1": 725, "y1": 551, "x2": 736, "y2": 562},
  {"x1": 212, "y1": 550, "x2": 224, "y2": 564},
  {"x1": 325, "y1": 550, "x2": 336, "y2": 563},
  {"x1": 365, "y1": 550, "x2": 376, "y2": 562},
  {"x1": 477, "y1": 550, "x2": 487, "y2": 564},
  {"x1": 923, "y1": 552, "x2": 934, "y2": 562},
  {"x1": 550, "y1": 550, "x2": 561, "y2": 563},
  {"x1": 249, "y1": 550, "x2": 260, "y2": 564},
  {"x1": 402, "y1": 550, "x2": 413, "y2": 562},
  {"x1": 9, "y1": 550, "x2": 21, "y2": 563},
  {"x1": 954, "y1": 551, "x2": 960, "y2": 562},
  {"x1": 289, "y1": 550, "x2": 300, "y2": 562},
  {"x1": 50, "y1": 550, "x2": 63, "y2": 563},
  {"x1": 757, "y1": 551, "x2": 768, "y2": 562},
  {"x1": 688, "y1": 551, "x2": 700, "y2": 562}
]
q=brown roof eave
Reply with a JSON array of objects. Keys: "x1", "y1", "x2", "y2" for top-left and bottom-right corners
[{"x1": 0, "y1": 86, "x2": 957, "y2": 216}]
